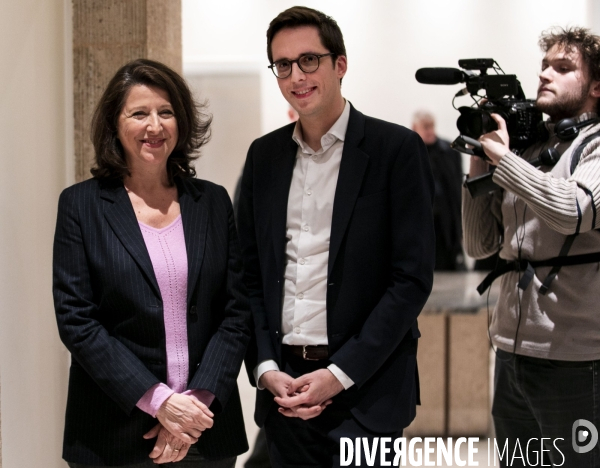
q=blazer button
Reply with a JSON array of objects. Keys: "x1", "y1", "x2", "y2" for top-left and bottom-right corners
[{"x1": 189, "y1": 305, "x2": 197, "y2": 316}]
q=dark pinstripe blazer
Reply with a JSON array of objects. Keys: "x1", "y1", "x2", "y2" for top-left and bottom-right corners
[{"x1": 53, "y1": 176, "x2": 250, "y2": 465}]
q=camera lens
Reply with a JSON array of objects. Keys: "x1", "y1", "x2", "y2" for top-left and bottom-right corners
[{"x1": 457, "y1": 107, "x2": 498, "y2": 138}]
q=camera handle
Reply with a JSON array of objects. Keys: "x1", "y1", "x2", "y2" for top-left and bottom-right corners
[
  {"x1": 452, "y1": 134, "x2": 500, "y2": 198},
  {"x1": 464, "y1": 170, "x2": 500, "y2": 198},
  {"x1": 451, "y1": 134, "x2": 490, "y2": 160}
]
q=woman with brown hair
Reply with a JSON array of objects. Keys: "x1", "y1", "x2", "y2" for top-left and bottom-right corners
[{"x1": 53, "y1": 58, "x2": 249, "y2": 467}]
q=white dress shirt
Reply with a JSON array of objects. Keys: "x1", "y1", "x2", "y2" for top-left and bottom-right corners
[{"x1": 255, "y1": 101, "x2": 354, "y2": 390}]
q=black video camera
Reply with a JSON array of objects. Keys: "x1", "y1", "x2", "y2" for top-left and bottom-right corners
[{"x1": 415, "y1": 59, "x2": 543, "y2": 196}]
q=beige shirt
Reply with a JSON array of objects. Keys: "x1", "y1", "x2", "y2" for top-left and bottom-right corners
[
  {"x1": 255, "y1": 101, "x2": 354, "y2": 389},
  {"x1": 463, "y1": 113, "x2": 600, "y2": 360}
]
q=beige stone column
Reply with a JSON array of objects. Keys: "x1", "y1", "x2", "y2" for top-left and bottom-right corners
[{"x1": 73, "y1": 0, "x2": 182, "y2": 182}]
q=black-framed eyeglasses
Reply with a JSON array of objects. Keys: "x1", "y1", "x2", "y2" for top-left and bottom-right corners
[{"x1": 268, "y1": 53, "x2": 335, "y2": 79}]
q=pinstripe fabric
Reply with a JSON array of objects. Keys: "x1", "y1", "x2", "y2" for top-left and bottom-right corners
[{"x1": 53, "y1": 176, "x2": 250, "y2": 466}]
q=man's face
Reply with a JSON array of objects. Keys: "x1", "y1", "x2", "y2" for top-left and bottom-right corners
[
  {"x1": 270, "y1": 26, "x2": 347, "y2": 121},
  {"x1": 537, "y1": 44, "x2": 600, "y2": 120},
  {"x1": 412, "y1": 118, "x2": 436, "y2": 145}
]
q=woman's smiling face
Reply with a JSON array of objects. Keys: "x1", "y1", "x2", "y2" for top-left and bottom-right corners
[{"x1": 117, "y1": 84, "x2": 178, "y2": 171}]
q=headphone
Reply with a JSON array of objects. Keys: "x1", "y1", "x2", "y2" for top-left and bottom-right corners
[
  {"x1": 537, "y1": 117, "x2": 599, "y2": 142},
  {"x1": 534, "y1": 117, "x2": 600, "y2": 167}
]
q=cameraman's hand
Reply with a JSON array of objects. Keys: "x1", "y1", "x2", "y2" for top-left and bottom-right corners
[{"x1": 478, "y1": 113, "x2": 510, "y2": 166}]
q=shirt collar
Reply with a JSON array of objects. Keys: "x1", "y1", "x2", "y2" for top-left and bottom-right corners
[{"x1": 292, "y1": 100, "x2": 351, "y2": 154}]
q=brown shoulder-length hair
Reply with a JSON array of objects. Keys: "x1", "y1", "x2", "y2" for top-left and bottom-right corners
[{"x1": 90, "y1": 58, "x2": 211, "y2": 183}]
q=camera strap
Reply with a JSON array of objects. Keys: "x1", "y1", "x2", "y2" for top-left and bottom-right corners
[
  {"x1": 538, "y1": 234, "x2": 577, "y2": 295},
  {"x1": 476, "y1": 249, "x2": 600, "y2": 295},
  {"x1": 477, "y1": 130, "x2": 600, "y2": 296}
]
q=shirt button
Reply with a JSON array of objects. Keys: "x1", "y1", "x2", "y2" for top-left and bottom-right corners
[
  {"x1": 297, "y1": 292, "x2": 304, "y2": 300},
  {"x1": 294, "y1": 327, "x2": 301, "y2": 334},
  {"x1": 306, "y1": 190, "x2": 312, "y2": 196},
  {"x1": 311, "y1": 155, "x2": 317, "y2": 161},
  {"x1": 303, "y1": 225, "x2": 309, "y2": 232},
  {"x1": 299, "y1": 258, "x2": 306, "y2": 265}
]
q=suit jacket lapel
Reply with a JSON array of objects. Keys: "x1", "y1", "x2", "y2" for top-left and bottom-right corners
[
  {"x1": 101, "y1": 181, "x2": 161, "y2": 299},
  {"x1": 270, "y1": 128, "x2": 298, "y2": 278},
  {"x1": 177, "y1": 178, "x2": 208, "y2": 305},
  {"x1": 329, "y1": 106, "x2": 369, "y2": 277}
]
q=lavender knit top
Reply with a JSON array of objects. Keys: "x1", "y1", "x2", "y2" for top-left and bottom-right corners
[{"x1": 136, "y1": 215, "x2": 214, "y2": 417}]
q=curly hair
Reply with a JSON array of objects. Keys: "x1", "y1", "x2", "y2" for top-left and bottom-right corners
[
  {"x1": 90, "y1": 58, "x2": 211, "y2": 183},
  {"x1": 539, "y1": 26, "x2": 600, "y2": 82}
]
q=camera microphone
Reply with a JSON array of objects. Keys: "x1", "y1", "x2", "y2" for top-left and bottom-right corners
[{"x1": 415, "y1": 68, "x2": 466, "y2": 85}]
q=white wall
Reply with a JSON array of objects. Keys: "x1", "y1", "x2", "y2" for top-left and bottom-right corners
[
  {"x1": 183, "y1": 0, "x2": 593, "y2": 142},
  {"x1": 185, "y1": 73, "x2": 262, "y2": 197},
  {"x1": 0, "y1": 0, "x2": 71, "y2": 466}
]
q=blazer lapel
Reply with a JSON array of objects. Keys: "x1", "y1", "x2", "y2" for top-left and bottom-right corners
[
  {"x1": 270, "y1": 129, "x2": 298, "y2": 278},
  {"x1": 329, "y1": 106, "x2": 369, "y2": 277},
  {"x1": 177, "y1": 178, "x2": 208, "y2": 305},
  {"x1": 101, "y1": 181, "x2": 162, "y2": 299}
]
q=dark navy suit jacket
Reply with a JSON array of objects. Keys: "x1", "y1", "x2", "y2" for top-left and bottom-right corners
[
  {"x1": 238, "y1": 105, "x2": 436, "y2": 433},
  {"x1": 53, "y1": 176, "x2": 250, "y2": 465}
]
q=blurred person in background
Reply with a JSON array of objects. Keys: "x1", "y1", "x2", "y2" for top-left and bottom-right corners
[
  {"x1": 412, "y1": 110, "x2": 465, "y2": 271},
  {"x1": 53, "y1": 58, "x2": 250, "y2": 467}
]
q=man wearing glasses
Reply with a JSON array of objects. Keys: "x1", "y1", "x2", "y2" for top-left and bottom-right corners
[{"x1": 237, "y1": 6, "x2": 435, "y2": 466}]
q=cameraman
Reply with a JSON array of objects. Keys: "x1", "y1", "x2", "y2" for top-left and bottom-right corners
[{"x1": 463, "y1": 27, "x2": 600, "y2": 466}]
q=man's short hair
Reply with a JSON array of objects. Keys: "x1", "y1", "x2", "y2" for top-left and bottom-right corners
[
  {"x1": 266, "y1": 6, "x2": 346, "y2": 64},
  {"x1": 539, "y1": 26, "x2": 600, "y2": 82},
  {"x1": 412, "y1": 110, "x2": 435, "y2": 125}
]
